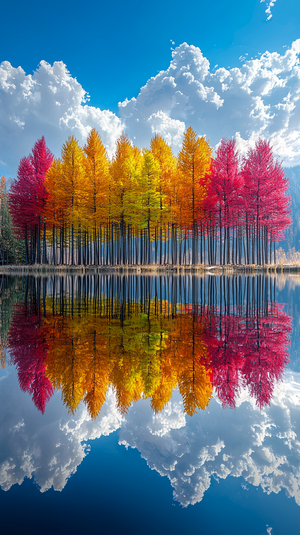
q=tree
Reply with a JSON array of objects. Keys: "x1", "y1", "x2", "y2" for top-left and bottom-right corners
[
  {"x1": 138, "y1": 151, "x2": 161, "y2": 264},
  {"x1": 8, "y1": 132, "x2": 292, "y2": 266},
  {"x1": 164, "y1": 314, "x2": 212, "y2": 415},
  {"x1": 177, "y1": 127, "x2": 211, "y2": 264},
  {"x1": 83, "y1": 128, "x2": 110, "y2": 265},
  {"x1": 206, "y1": 138, "x2": 243, "y2": 265},
  {"x1": 9, "y1": 137, "x2": 53, "y2": 264},
  {"x1": 0, "y1": 176, "x2": 25, "y2": 264},
  {"x1": 150, "y1": 134, "x2": 176, "y2": 264},
  {"x1": 8, "y1": 303, "x2": 54, "y2": 414},
  {"x1": 44, "y1": 159, "x2": 67, "y2": 264},
  {"x1": 242, "y1": 304, "x2": 291, "y2": 408},
  {"x1": 242, "y1": 139, "x2": 291, "y2": 265},
  {"x1": 110, "y1": 133, "x2": 135, "y2": 265},
  {"x1": 60, "y1": 136, "x2": 85, "y2": 265},
  {"x1": 205, "y1": 314, "x2": 244, "y2": 408}
]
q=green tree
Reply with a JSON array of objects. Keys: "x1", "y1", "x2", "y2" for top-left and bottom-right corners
[{"x1": 0, "y1": 176, "x2": 25, "y2": 264}]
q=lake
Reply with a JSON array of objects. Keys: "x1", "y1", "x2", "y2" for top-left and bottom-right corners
[{"x1": 1, "y1": 273, "x2": 300, "y2": 535}]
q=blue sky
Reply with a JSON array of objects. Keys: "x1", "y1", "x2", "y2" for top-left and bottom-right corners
[
  {"x1": 1, "y1": 0, "x2": 298, "y2": 111},
  {"x1": 1, "y1": 0, "x2": 300, "y2": 175}
]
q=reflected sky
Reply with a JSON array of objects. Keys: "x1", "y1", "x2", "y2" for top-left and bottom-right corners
[
  {"x1": 1, "y1": 364, "x2": 300, "y2": 510},
  {"x1": 1, "y1": 274, "x2": 300, "y2": 534}
]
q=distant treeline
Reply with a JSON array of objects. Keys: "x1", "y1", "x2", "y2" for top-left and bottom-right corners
[{"x1": 6, "y1": 127, "x2": 291, "y2": 266}]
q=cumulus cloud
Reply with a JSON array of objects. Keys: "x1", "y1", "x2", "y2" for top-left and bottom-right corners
[
  {"x1": 2, "y1": 366, "x2": 300, "y2": 506},
  {"x1": 119, "y1": 40, "x2": 300, "y2": 166},
  {"x1": 261, "y1": 0, "x2": 278, "y2": 21},
  {"x1": 0, "y1": 60, "x2": 123, "y2": 176},
  {"x1": 2, "y1": 38, "x2": 300, "y2": 175},
  {"x1": 119, "y1": 371, "x2": 300, "y2": 507},
  {"x1": 0, "y1": 370, "x2": 123, "y2": 492}
]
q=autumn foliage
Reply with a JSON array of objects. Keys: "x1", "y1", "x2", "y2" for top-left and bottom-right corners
[
  {"x1": 8, "y1": 129, "x2": 291, "y2": 266},
  {"x1": 5, "y1": 274, "x2": 291, "y2": 418}
]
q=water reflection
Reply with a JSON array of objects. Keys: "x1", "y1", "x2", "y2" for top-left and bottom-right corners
[
  {"x1": 2, "y1": 363, "x2": 300, "y2": 509},
  {"x1": 1, "y1": 273, "x2": 300, "y2": 513},
  {"x1": 120, "y1": 372, "x2": 300, "y2": 507},
  {"x1": 1, "y1": 274, "x2": 291, "y2": 417}
]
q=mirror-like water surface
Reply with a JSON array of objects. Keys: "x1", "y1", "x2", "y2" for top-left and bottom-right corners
[{"x1": 1, "y1": 274, "x2": 300, "y2": 535}]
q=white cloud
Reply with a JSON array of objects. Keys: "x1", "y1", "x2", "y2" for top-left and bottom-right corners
[
  {"x1": 147, "y1": 111, "x2": 185, "y2": 149},
  {"x1": 119, "y1": 371, "x2": 300, "y2": 507},
  {"x1": 2, "y1": 367, "x2": 300, "y2": 508},
  {"x1": 0, "y1": 371, "x2": 123, "y2": 492},
  {"x1": 2, "y1": 37, "x2": 300, "y2": 177},
  {"x1": 119, "y1": 40, "x2": 300, "y2": 166},
  {"x1": 261, "y1": 0, "x2": 278, "y2": 21},
  {"x1": 0, "y1": 60, "x2": 123, "y2": 176}
]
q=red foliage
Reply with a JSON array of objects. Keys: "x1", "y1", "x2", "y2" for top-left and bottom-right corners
[
  {"x1": 206, "y1": 138, "x2": 243, "y2": 227},
  {"x1": 203, "y1": 313, "x2": 244, "y2": 408},
  {"x1": 242, "y1": 138, "x2": 291, "y2": 246},
  {"x1": 8, "y1": 136, "x2": 53, "y2": 243},
  {"x1": 241, "y1": 304, "x2": 291, "y2": 409},
  {"x1": 8, "y1": 304, "x2": 53, "y2": 414},
  {"x1": 202, "y1": 303, "x2": 291, "y2": 409}
]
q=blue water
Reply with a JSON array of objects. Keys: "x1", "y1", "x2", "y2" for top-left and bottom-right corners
[{"x1": 1, "y1": 274, "x2": 300, "y2": 535}]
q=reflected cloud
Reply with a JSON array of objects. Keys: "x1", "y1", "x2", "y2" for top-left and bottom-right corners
[
  {"x1": 1, "y1": 366, "x2": 300, "y2": 508},
  {"x1": 120, "y1": 371, "x2": 300, "y2": 507},
  {"x1": 0, "y1": 273, "x2": 298, "y2": 508},
  {"x1": 0, "y1": 370, "x2": 122, "y2": 492}
]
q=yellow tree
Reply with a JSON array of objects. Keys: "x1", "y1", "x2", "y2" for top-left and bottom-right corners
[
  {"x1": 164, "y1": 315, "x2": 212, "y2": 416},
  {"x1": 177, "y1": 127, "x2": 212, "y2": 264},
  {"x1": 83, "y1": 128, "x2": 110, "y2": 265},
  {"x1": 61, "y1": 136, "x2": 85, "y2": 265},
  {"x1": 44, "y1": 315, "x2": 86, "y2": 414},
  {"x1": 82, "y1": 322, "x2": 112, "y2": 419},
  {"x1": 108, "y1": 313, "x2": 145, "y2": 413},
  {"x1": 150, "y1": 135, "x2": 177, "y2": 264},
  {"x1": 137, "y1": 151, "x2": 161, "y2": 264},
  {"x1": 110, "y1": 133, "x2": 135, "y2": 264},
  {"x1": 0, "y1": 175, "x2": 5, "y2": 207},
  {"x1": 150, "y1": 321, "x2": 176, "y2": 413},
  {"x1": 122, "y1": 147, "x2": 143, "y2": 265}
]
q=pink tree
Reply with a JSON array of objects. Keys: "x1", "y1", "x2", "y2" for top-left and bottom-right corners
[
  {"x1": 9, "y1": 137, "x2": 53, "y2": 264},
  {"x1": 203, "y1": 312, "x2": 244, "y2": 408},
  {"x1": 242, "y1": 139, "x2": 291, "y2": 265},
  {"x1": 205, "y1": 139, "x2": 243, "y2": 265},
  {"x1": 8, "y1": 303, "x2": 53, "y2": 414},
  {"x1": 242, "y1": 305, "x2": 291, "y2": 409}
]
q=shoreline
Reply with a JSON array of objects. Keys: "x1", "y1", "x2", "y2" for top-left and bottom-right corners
[{"x1": 0, "y1": 263, "x2": 300, "y2": 275}]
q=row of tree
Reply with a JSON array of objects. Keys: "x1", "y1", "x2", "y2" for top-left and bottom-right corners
[
  {"x1": 8, "y1": 128, "x2": 291, "y2": 266},
  {"x1": 1, "y1": 274, "x2": 291, "y2": 417}
]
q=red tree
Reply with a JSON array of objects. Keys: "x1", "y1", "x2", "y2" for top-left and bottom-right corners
[
  {"x1": 9, "y1": 136, "x2": 53, "y2": 264},
  {"x1": 242, "y1": 139, "x2": 291, "y2": 265},
  {"x1": 203, "y1": 312, "x2": 244, "y2": 408},
  {"x1": 201, "y1": 302, "x2": 291, "y2": 409},
  {"x1": 242, "y1": 304, "x2": 291, "y2": 409},
  {"x1": 8, "y1": 304, "x2": 53, "y2": 414},
  {"x1": 204, "y1": 139, "x2": 243, "y2": 265}
]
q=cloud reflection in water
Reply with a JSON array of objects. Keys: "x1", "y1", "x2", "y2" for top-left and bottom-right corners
[
  {"x1": 1, "y1": 366, "x2": 300, "y2": 508},
  {"x1": 0, "y1": 273, "x2": 298, "y2": 507}
]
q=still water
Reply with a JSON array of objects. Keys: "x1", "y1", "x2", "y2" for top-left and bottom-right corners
[{"x1": 0, "y1": 273, "x2": 300, "y2": 535}]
